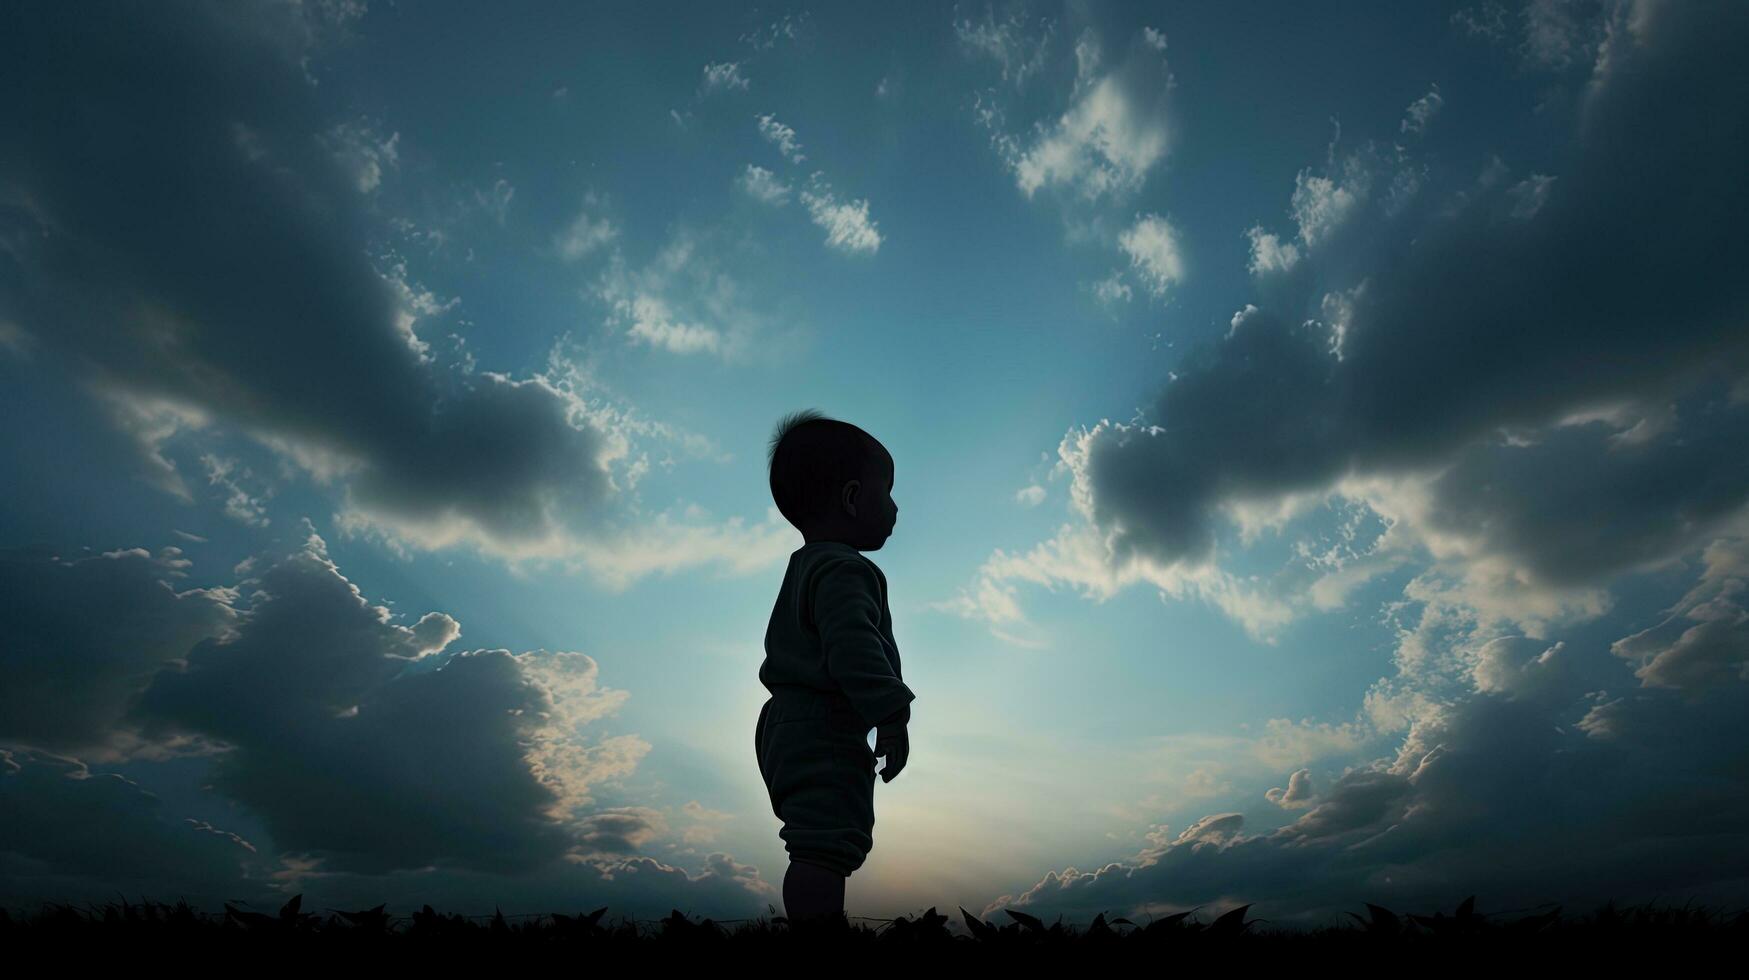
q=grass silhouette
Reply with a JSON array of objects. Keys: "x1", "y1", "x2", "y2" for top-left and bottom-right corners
[{"x1": 2, "y1": 893, "x2": 1743, "y2": 960}]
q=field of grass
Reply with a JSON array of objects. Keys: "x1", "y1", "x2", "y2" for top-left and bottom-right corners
[{"x1": 3, "y1": 893, "x2": 1744, "y2": 960}]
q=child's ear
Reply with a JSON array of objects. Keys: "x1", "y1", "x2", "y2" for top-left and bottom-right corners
[{"x1": 840, "y1": 479, "x2": 860, "y2": 516}]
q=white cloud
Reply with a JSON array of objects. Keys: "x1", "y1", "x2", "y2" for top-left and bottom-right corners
[
  {"x1": 1245, "y1": 225, "x2": 1301, "y2": 275},
  {"x1": 555, "y1": 195, "x2": 618, "y2": 261},
  {"x1": 954, "y1": 6, "x2": 1054, "y2": 88},
  {"x1": 736, "y1": 163, "x2": 791, "y2": 205},
  {"x1": 1015, "y1": 484, "x2": 1047, "y2": 507},
  {"x1": 322, "y1": 118, "x2": 399, "y2": 193},
  {"x1": 755, "y1": 113, "x2": 805, "y2": 164},
  {"x1": 619, "y1": 294, "x2": 719, "y2": 354},
  {"x1": 200, "y1": 453, "x2": 274, "y2": 527},
  {"x1": 798, "y1": 176, "x2": 882, "y2": 254},
  {"x1": 1290, "y1": 161, "x2": 1369, "y2": 247},
  {"x1": 381, "y1": 258, "x2": 459, "y2": 360},
  {"x1": 1091, "y1": 272, "x2": 1132, "y2": 307},
  {"x1": 740, "y1": 12, "x2": 805, "y2": 51},
  {"x1": 1009, "y1": 70, "x2": 1170, "y2": 201},
  {"x1": 1400, "y1": 83, "x2": 1444, "y2": 135},
  {"x1": 592, "y1": 226, "x2": 781, "y2": 364},
  {"x1": 1264, "y1": 768, "x2": 1316, "y2": 809},
  {"x1": 968, "y1": 24, "x2": 1174, "y2": 208},
  {"x1": 930, "y1": 518, "x2": 1298, "y2": 646},
  {"x1": 699, "y1": 61, "x2": 749, "y2": 94},
  {"x1": 1117, "y1": 213, "x2": 1184, "y2": 299}
]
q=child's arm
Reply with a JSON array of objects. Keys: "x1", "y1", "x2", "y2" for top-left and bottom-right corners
[{"x1": 814, "y1": 557, "x2": 916, "y2": 731}]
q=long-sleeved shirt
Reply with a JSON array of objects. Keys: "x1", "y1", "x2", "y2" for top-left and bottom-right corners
[{"x1": 760, "y1": 540, "x2": 916, "y2": 731}]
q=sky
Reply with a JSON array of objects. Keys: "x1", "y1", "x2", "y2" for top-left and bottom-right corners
[{"x1": 3, "y1": 0, "x2": 1749, "y2": 927}]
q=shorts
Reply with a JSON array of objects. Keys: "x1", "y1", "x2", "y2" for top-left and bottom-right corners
[{"x1": 754, "y1": 689, "x2": 879, "y2": 877}]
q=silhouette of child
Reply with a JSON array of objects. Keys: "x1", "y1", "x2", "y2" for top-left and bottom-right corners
[{"x1": 755, "y1": 409, "x2": 914, "y2": 929}]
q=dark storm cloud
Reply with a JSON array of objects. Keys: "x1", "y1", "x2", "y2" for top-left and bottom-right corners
[
  {"x1": 1014, "y1": 5, "x2": 1749, "y2": 917},
  {"x1": 1416, "y1": 378, "x2": 1749, "y2": 588},
  {"x1": 1607, "y1": 536, "x2": 1749, "y2": 694},
  {"x1": 0, "y1": 2, "x2": 612, "y2": 553},
  {"x1": 1077, "y1": 0, "x2": 1749, "y2": 582},
  {"x1": 576, "y1": 807, "x2": 668, "y2": 856},
  {"x1": 127, "y1": 533, "x2": 576, "y2": 875},
  {"x1": 0, "y1": 748, "x2": 257, "y2": 907},
  {"x1": 0, "y1": 546, "x2": 234, "y2": 758},
  {"x1": 991, "y1": 661, "x2": 1749, "y2": 925},
  {"x1": 0, "y1": 534, "x2": 776, "y2": 914}
]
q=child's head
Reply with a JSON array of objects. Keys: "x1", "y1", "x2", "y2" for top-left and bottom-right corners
[{"x1": 767, "y1": 409, "x2": 897, "y2": 550}]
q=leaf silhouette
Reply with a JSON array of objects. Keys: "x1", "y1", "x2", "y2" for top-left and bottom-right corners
[
  {"x1": 1004, "y1": 908, "x2": 1045, "y2": 932},
  {"x1": 1145, "y1": 908, "x2": 1199, "y2": 933},
  {"x1": 1210, "y1": 904, "x2": 1253, "y2": 935},
  {"x1": 960, "y1": 907, "x2": 997, "y2": 941}
]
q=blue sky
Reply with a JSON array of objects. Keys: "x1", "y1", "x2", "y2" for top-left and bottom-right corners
[{"x1": 4, "y1": 0, "x2": 1749, "y2": 926}]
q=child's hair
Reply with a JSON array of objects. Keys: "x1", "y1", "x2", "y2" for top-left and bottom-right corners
[{"x1": 768, "y1": 409, "x2": 886, "y2": 528}]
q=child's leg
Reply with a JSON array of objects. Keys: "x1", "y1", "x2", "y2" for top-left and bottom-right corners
[{"x1": 782, "y1": 858, "x2": 846, "y2": 924}]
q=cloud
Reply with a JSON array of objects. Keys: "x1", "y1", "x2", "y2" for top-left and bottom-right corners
[
  {"x1": 972, "y1": 25, "x2": 1174, "y2": 203},
  {"x1": 1400, "y1": 83, "x2": 1444, "y2": 135},
  {"x1": 321, "y1": 118, "x2": 399, "y2": 193},
  {"x1": 1090, "y1": 272, "x2": 1132, "y2": 307},
  {"x1": 1, "y1": 533, "x2": 777, "y2": 916},
  {"x1": 798, "y1": 176, "x2": 882, "y2": 255},
  {"x1": 124, "y1": 531, "x2": 630, "y2": 874},
  {"x1": 471, "y1": 178, "x2": 516, "y2": 226},
  {"x1": 1245, "y1": 225, "x2": 1301, "y2": 275},
  {"x1": 737, "y1": 164, "x2": 791, "y2": 206},
  {"x1": 755, "y1": 113, "x2": 805, "y2": 163},
  {"x1": 555, "y1": 193, "x2": 618, "y2": 261},
  {"x1": 1611, "y1": 537, "x2": 1749, "y2": 693},
  {"x1": 1117, "y1": 213, "x2": 1184, "y2": 299},
  {"x1": 1289, "y1": 157, "x2": 1370, "y2": 247},
  {"x1": 0, "y1": 748, "x2": 259, "y2": 908},
  {"x1": 954, "y1": 5, "x2": 1055, "y2": 89},
  {"x1": 699, "y1": 62, "x2": 749, "y2": 94},
  {"x1": 200, "y1": 453, "x2": 275, "y2": 527},
  {"x1": 740, "y1": 12, "x2": 806, "y2": 51},
  {"x1": 1264, "y1": 768, "x2": 1316, "y2": 809},
  {"x1": 986, "y1": 581, "x2": 1749, "y2": 924},
  {"x1": 930, "y1": 519, "x2": 1298, "y2": 645},
  {"x1": 594, "y1": 226, "x2": 783, "y2": 362},
  {"x1": 1519, "y1": 0, "x2": 1607, "y2": 70},
  {"x1": 1451, "y1": 3, "x2": 1509, "y2": 42},
  {"x1": 0, "y1": 3, "x2": 637, "y2": 564},
  {"x1": 0, "y1": 546, "x2": 236, "y2": 761},
  {"x1": 1054, "y1": 0, "x2": 1749, "y2": 593},
  {"x1": 576, "y1": 807, "x2": 669, "y2": 856}
]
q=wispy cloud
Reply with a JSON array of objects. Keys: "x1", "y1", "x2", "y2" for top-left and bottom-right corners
[{"x1": 755, "y1": 113, "x2": 805, "y2": 163}]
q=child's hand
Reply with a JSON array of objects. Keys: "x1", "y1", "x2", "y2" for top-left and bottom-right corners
[{"x1": 873, "y1": 721, "x2": 908, "y2": 782}]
